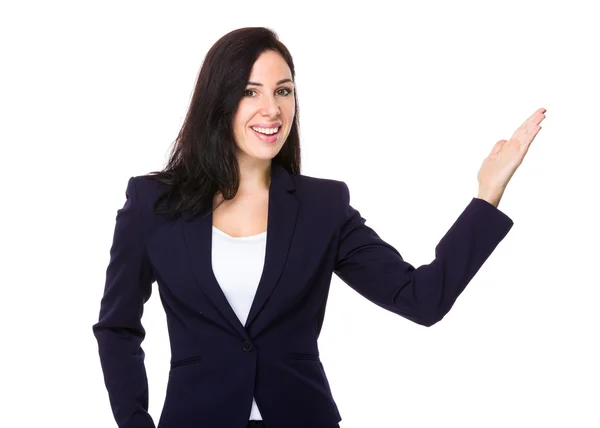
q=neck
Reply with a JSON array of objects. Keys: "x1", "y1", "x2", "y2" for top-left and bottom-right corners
[{"x1": 237, "y1": 157, "x2": 272, "y2": 192}]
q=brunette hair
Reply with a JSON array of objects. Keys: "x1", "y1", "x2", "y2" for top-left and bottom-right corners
[{"x1": 144, "y1": 26, "x2": 301, "y2": 220}]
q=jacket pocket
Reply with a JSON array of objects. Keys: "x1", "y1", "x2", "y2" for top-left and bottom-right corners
[
  {"x1": 289, "y1": 352, "x2": 321, "y2": 361},
  {"x1": 170, "y1": 355, "x2": 203, "y2": 369}
]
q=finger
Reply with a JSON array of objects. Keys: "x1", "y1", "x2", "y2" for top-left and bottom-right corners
[
  {"x1": 523, "y1": 108, "x2": 546, "y2": 127},
  {"x1": 515, "y1": 112, "x2": 545, "y2": 142},
  {"x1": 529, "y1": 112, "x2": 546, "y2": 133},
  {"x1": 522, "y1": 125, "x2": 543, "y2": 149},
  {"x1": 531, "y1": 125, "x2": 542, "y2": 141},
  {"x1": 513, "y1": 126, "x2": 535, "y2": 145},
  {"x1": 532, "y1": 108, "x2": 547, "y2": 124},
  {"x1": 534, "y1": 110, "x2": 546, "y2": 124}
]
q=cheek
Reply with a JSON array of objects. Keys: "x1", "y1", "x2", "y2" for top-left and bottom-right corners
[
  {"x1": 283, "y1": 102, "x2": 295, "y2": 121},
  {"x1": 232, "y1": 104, "x2": 252, "y2": 128}
]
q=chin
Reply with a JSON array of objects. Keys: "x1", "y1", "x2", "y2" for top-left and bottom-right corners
[
  {"x1": 237, "y1": 137, "x2": 287, "y2": 160},
  {"x1": 241, "y1": 149, "x2": 281, "y2": 162}
]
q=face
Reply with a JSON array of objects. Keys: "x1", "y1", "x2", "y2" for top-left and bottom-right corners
[{"x1": 232, "y1": 50, "x2": 295, "y2": 165}]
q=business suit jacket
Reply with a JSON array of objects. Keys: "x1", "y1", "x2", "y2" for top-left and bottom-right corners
[{"x1": 92, "y1": 162, "x2": 514, "y2": 428}]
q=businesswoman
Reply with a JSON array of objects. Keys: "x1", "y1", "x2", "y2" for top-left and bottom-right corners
[{"x1": 92, "y1": 27, "x2": 546, "y2": 428}]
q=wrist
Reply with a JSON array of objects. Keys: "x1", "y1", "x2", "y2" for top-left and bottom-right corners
[{"x1": 476, "y1": 187, "x2": 504, "y2": 207}]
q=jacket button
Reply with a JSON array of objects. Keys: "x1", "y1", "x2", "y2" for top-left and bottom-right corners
[{"x1": 242, "y1": 341, "x2": 254, "y2": 352}]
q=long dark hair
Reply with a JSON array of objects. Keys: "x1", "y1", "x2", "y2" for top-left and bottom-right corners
[{"x1": 144, "y1": 27, "x2": 301, "y2": 221}]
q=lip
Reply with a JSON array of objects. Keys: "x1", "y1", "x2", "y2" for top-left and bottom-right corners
[
  {"x1": 250, "y1": 122, "x2": 282, "y2": 129},
  {"x1": 251, "y1": 126, "x2": 280, "y2": 143}
]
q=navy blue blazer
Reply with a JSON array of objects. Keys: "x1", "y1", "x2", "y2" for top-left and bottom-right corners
[{"x1": 92, "y1": 162, "x2": 514, "y2": 428}]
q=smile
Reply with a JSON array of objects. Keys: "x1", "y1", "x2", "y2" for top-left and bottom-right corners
[{"x1": 250, "y1": 126, "x2": 280, "y2": 143}]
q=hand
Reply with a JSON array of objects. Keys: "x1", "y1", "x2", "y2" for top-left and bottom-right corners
[{"x1": 477, "y1": 107, "x2": 547, "y2": 199}]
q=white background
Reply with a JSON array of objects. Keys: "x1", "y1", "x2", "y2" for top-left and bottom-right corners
[{"x1": 2, "y1": 1, "x2": 599, "y2": 427}]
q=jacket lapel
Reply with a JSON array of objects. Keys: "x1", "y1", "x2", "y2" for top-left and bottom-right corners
[{"x1": 181, "y1": 163, "x2": 299, "y2": 338}]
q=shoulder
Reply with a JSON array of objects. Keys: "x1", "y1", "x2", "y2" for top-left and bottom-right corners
[
  {"x1": 291, "y1": 171, "x2": 348, "y2": 203},
  {"x1": 130, "y1": 174, "x2": 171, "y2": 199},
  {"x1": 122, "y1": 175, "x2": 172, "y2": 221},
  {"x1": 120, "y1": 174, "x2": 171, "y2": 207},
  {"x1": 125, "y1": 171, "x2": 350, "y2": 219},
  {"x1": 291, "y1": 171, "x2": 346, "y2": 194},
  {"x1": 290, "y1": 172, "x2": 350, "y2": 225}
]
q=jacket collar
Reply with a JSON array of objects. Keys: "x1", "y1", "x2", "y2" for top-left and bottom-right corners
[{"x1": 181, "y1": 162, "x2": 300, "y2": 339}]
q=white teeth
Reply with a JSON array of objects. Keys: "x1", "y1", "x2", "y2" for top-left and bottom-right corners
[{"x1": 251, "y1": 126, "x2": 279, "y2": 135}]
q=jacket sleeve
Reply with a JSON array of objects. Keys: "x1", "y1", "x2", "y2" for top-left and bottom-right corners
[
  {"x1": 333, "y1": 181, "x2": 514, "y2": 327},
  {"x1": 92, "y1": 176, "x2": 156, "y2": 428}
]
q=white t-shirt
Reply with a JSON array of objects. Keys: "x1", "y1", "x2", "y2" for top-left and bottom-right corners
[{"x1": 211, "y1": 226, "x2": 267, "y2": 421}]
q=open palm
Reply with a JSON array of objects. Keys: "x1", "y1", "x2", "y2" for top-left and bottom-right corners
[{"x1": 477, "y1": 107, "x2": 547, "y2": 193}]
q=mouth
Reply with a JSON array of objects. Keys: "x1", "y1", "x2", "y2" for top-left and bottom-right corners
[{"x1": 250, "y1": 125, "x2": 281, "y2": 143}]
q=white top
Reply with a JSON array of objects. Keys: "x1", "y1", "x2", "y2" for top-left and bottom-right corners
[{"x1": 211, "y1": 225, "x2": 267, "y2": 421}]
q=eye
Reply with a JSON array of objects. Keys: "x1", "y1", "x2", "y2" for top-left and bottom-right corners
[
  {"x1": 243, "y1": 87, "x2": 294, "y2": 98},
  {"x1": 277, "y1": 87, "x2": 294, "y2": 96}
]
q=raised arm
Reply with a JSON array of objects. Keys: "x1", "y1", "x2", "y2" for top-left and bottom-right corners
[
  {"x1": 92, "y1": 177, "x2": 156, "y2": 428},
  {"x1": 333, "y1": 182, "x2": 514, "y2": 327}
]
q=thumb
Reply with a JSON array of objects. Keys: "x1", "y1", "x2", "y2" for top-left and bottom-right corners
[{"x1": 490, "y1": 139, "x2": 507, "y2": 156}]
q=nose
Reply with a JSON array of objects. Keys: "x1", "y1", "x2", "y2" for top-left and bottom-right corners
[{"x1": 260, "y1": 95, "x2": 281, "y2": 117}]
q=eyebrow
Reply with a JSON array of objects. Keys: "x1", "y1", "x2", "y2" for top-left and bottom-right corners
[{"x1": 247, "y1": 78, "x2": 294, "y2": 86}]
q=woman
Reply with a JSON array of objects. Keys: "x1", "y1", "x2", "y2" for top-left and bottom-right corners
[{"x1": 92, "y1": 27, "x2": 546, "y2": 428}]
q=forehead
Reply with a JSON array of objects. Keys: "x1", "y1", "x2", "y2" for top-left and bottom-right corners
[{"x1": 248, "y1": 50, "x2": 292, "y2": 84}]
